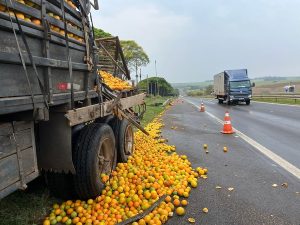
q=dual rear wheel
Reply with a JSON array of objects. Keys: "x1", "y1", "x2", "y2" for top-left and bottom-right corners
[{"x1": 46, "y1": 118, "x2": 134, "y2": 199}]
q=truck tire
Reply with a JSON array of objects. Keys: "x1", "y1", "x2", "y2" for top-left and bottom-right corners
[
  {"x1": 218, "y1": 99, "x2": 223, "y2": 104},
  {"x1": 246, "y1": 100, "x2": 250, "y2": 105},
  {"x1": 117, "y1": 119, "x2": 134, "y2": 162},
  {"x1": 73, "y1": 123, "x2": 117, "y2": 199},
  {"x1": 45, "y1": 172, "x2": 76, "y2": 199}
]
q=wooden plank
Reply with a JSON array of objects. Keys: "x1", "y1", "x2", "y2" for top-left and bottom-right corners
[
  {"x1": 65, "y1": 102, "x2": 106, "y2": 126},
  {"x1": 0, "y1": 123, "x2": 13, "y2": 136},
  {"x1": 14, "y1": 121, "x2": 31, "y2": 132},
  {"x1": 21, "y1": 147, "x2": 36, "y2": 176},
  {"x1": 0, "y1": 134, "x2": 15, "y2": 160},
  {"x1": 119, "y1": 93, "x2": 145, "y2": 110},
  {"x1": 0, "y1": 52, "x2": 88, "y2": 70},
  {"x1": 65, "y1": 93, "x2": 146, "y2": 126},
  {"x1": 0, "y1": 169, "x2": 39, "y2": 199},
  {"x1": 0, "y1": 122, "x2": 32, "y2": 160},
  {"x1": 0, "y1": 154, "x2": 19, "y2": 191}
]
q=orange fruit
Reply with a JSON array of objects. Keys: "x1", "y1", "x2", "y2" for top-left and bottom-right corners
[
  {"x1": 15, "y1": 12, "x2": 25, "y2": 19},
  {"x1": 43, "y1": 220, "x2": 50, "y2": 225},
  {"x1": 151, "y1": 191, "x2": 158, "y2": 199},
  {"x1": 173, "y1": 199, "x2": 180, "y2": 207},
  {"x1": 176, "y1": 207, "x2": 185, "y2": 216},
  {"x1": 181, "y1": 200, "x2": 188, "y2": 206},
  {"x1": 0, "y1": 5, "x2": 6, "y2": 12},
  {"x1": 72, "y1": 217, "x2": 80, "y2": 224},
  {"x1": 165, "y1": 196, "x2": 172, "y2": 203},
  {"x1": 32, "y1": 18, "x2": 41, "y2": 25},
  {"x1": 191, "y1": 180, "x2": 197, "y2": 188},
  {"x1": 54, "y1": 209, "x2": 61, "y2": 215},
  {"x1": 61, "y1": 216, "x2": 68, "y2": 223}
]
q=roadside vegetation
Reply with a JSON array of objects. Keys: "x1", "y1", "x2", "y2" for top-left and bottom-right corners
[
  {"x1": 186, "y1": 85, "x2": 213, "y2": 97},
  {"x1": 253, "y1": 97, "x2": 300, "y2": 105},
  {"x1": 0, "y1": 179, "x2": 58, "y2": 225},
  {"x1": 141, "y1": 96, "x2": 172, "y2": 126}
]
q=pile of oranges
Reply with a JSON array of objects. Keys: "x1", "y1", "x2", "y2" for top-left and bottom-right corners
[
  {"x1": 99, "y1": 71, "x2": 133, "y2": 91},
  {"x1": 0, "y1": 0, "x2": 84, "y2": 43},
  {"x1": 43, "y1": 108, "x2": 207, "y2": 225}
]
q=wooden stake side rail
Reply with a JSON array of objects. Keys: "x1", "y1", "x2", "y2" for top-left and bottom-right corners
[{"x1": 65, "y1": 93, "x2": 146, "y2": 126}]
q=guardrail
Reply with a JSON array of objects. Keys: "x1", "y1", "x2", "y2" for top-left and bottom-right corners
[{"x1": 253, "y1": 94, "x2": 300, "y2": 103}]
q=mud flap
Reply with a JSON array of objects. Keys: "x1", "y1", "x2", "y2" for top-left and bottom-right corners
[{"x1": 37, "y1": 112, "x2": 76, "y2": 173}]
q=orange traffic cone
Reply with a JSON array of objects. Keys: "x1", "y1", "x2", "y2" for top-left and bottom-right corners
[
  {"x1": 221, "y1": 111, "x2": 235, "y2": 134},
  {"x1": 199, "y1": 102, "x2": 205, "y2": 112}
]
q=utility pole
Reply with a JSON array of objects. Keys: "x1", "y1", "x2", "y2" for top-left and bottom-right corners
[
  {"x1": 135, "y1": 61, "x2": 138, "y2": 87},
  {"x1": 139, "y1": 68, "x2": 142, "y2": 83},
  {"x1": 155, "y1": 60, "x2": 158, "y2": 96},
  {"x1": 146, "y1": 74, "x2": 149, "y2": 95},
  {"x1": 155, "y1": 60, "x2": 159, "y2": 96}
]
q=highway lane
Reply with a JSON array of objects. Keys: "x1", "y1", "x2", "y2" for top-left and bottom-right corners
[
  {"x1": 184, "y1": 97, "x2": 300, "y2": 169},
  {"x1": 162, "y1": 100, "x2": 300, "y2": 225}
]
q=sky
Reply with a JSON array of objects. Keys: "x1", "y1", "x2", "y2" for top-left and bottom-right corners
[{"x1": 92, "y1": 0, "x2": 300, "y2": 83}]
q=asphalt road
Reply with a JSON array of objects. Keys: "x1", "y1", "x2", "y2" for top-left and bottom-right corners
[
  {"x1": 162, "y1": 100, "x2": 300, "y2": 225},
  {"x1": 185, "y1": 97, "x2": 300, "y2": 168}
]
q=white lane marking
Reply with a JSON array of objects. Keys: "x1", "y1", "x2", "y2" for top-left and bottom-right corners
[
  {"x1": 252, "y1": 101, "x2": 300, "y2": 107},
  {"x1": 183, "y1": 98, "x2": 300, "y2": 180}
]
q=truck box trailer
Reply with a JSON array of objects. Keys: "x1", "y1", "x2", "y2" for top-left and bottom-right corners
[
  {"x1": 0, "y1": 0, "x2": 146, "y2": 199},
  {"x1": 213, "y1": 69, "x2": 254, "y2": 105}
]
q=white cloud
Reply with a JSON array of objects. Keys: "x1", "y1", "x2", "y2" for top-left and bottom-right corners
[
  {"x1": 92, "y1": 2, "x2": 191, "y2": 79},
  {"x1": 92, "y1": 0, "x2": 300, "y2": 82}
]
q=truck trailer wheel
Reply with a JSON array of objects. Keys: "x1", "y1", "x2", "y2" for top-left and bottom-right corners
[
  {"x1": 218, "y1": 99, "x2": 223, "y2": 104},
  {"x1": 73, "y1": 123, "x2": 117, "y2": 199},
  {"x1": 227, "y1": 97, "x2": 231, "y2": 105},
  {"x1": 117, "y1": 119, "x2": 134, "y2": 162}
]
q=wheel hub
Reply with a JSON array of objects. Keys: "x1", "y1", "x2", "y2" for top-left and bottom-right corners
[
  {"x1": 124, "y1": 125, "x2": 134, "y2": 155},
  {"x1": 98, "y1": 137, "x2": 114, "y2": 175}
]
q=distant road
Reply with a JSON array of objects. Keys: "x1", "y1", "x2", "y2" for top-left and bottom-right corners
[{"x1": 185, "y1": 97, "x2": 300, "y2": 169}]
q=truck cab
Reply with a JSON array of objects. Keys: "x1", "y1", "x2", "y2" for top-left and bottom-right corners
[
  {"x1": 214, "y1": 69, "x2": 254, "y2": 105},
  {"x1": 226, "y1": 69, "x2": 253, "y2": 105}
]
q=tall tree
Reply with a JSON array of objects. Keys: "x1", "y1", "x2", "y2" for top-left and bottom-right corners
[
  {"x1": 120, "y1": 40, "x2": 150, "y2": 72},
  {"x1": 93, "y1": 28, "x2": 112, "y2": 38}
]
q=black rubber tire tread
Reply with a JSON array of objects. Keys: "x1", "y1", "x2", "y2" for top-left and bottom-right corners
[
  {"x1": 246, "y1": 100, "x2": 250, "y2": 105},
  {"x1": 45, "y1": 172, "x2": 76, "y2": 199},
  {"x1": 73, "y1": 123, "x2": 117, "y2": 199},
  {"x1": 118, "y1": 119, "x2": 134, "y2": 163},
  {"x1": 227, "y1": 97, "x2": 231, "y2": 105}
]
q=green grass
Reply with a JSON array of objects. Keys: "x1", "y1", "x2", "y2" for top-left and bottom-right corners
[
  {"x1": 253, "y1": 97, "x2": 300, "y2": 105},
  {"x1": 141, "y1": 96, "x2": 171, "y2": 126},
  {"x1": 0, "y1": 179, "x2": 59, "y2": 225},
  {"x1": 0, "y1": 96, "x2": 172, "y2": 225}
]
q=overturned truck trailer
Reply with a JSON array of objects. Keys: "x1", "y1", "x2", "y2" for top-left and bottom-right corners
[{"x1": 0, "y1": 0, "x2": 146, "y2": 199}]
